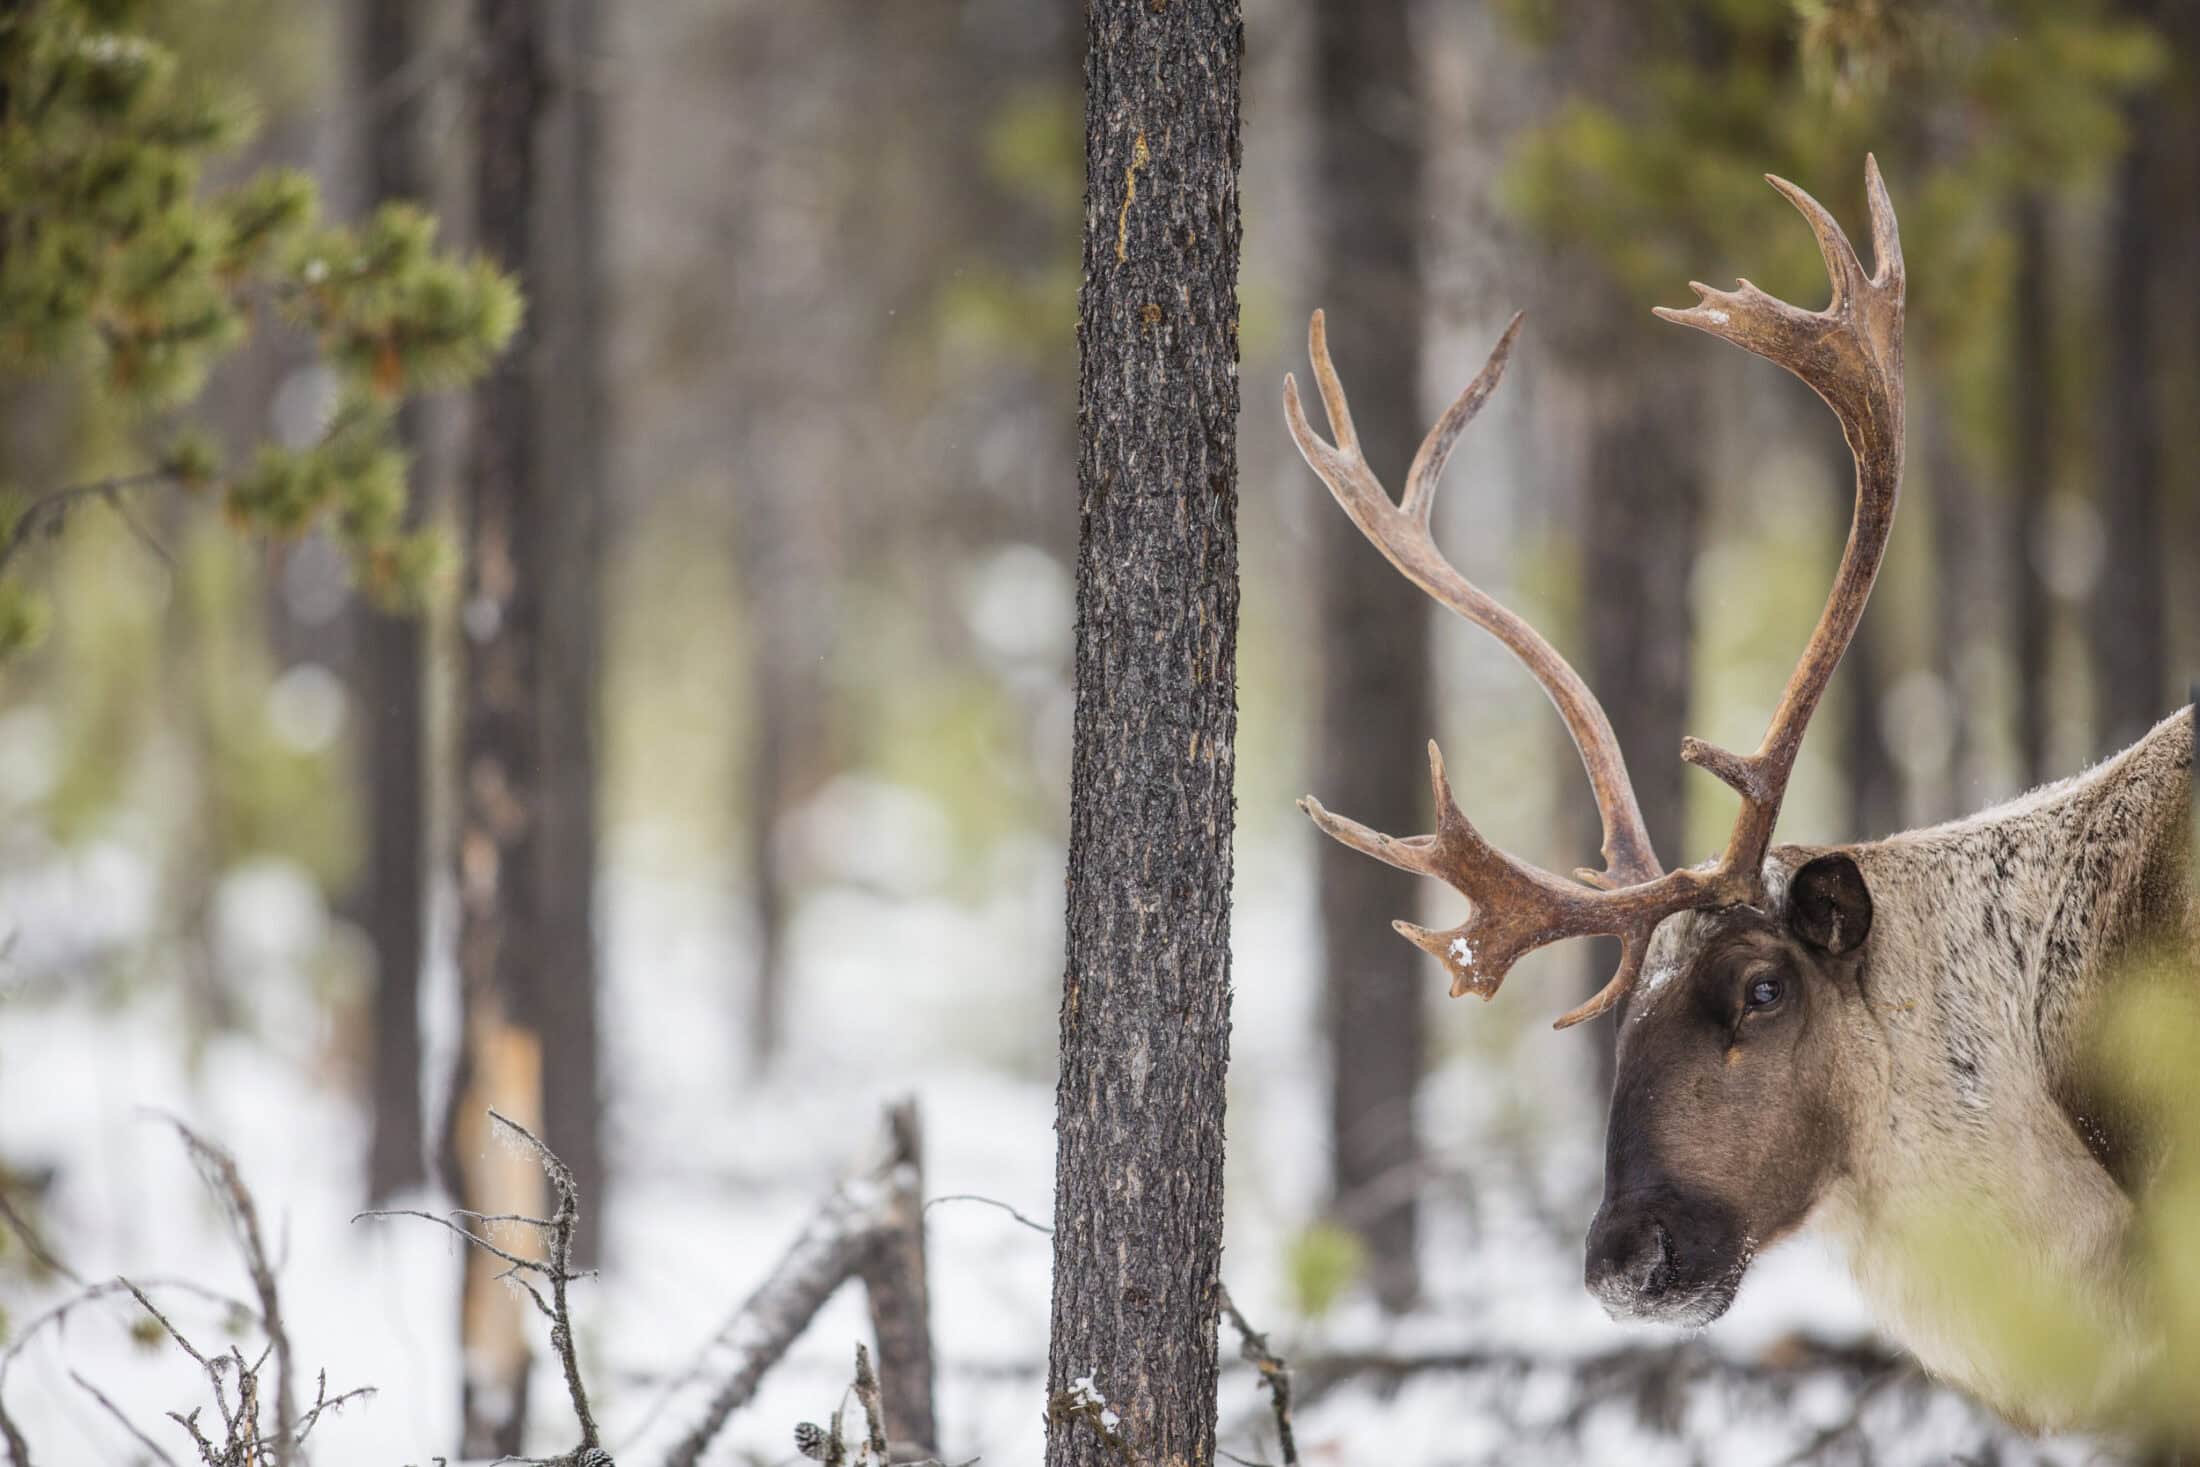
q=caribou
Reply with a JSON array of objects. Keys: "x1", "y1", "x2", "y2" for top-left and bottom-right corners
[{"x1": 1284, "y1": 158, "x2": 2196, "y2": 1428}]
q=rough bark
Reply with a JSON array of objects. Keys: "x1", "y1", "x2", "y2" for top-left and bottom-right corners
[
  {"x1": 450, "y1": 0, "x2": 549, "y2": 1452},
  {"x1": 533, "y1": 0, "x2": 608, "y2": 1270},
  {"x1": 354, "y1": 0, "x2": 431, "y2": 1209},
  {"x1": 1045, "y1": 5, "x2": 1242, "y2": 1467},
  {"x1": 2009, "y1": 196, "x2": 2054, "y2": 787},
  {"x1": 2090, "y1": 119, "x2": 2168, "y2": 755},
  {"x1": 1310, "y1": 0, "x2": 1428, "y2": 1317}
]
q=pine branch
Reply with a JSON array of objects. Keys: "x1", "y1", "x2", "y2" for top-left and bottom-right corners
[{"x1": 0, "y1": 471, "x2": 176, "y2": 577}]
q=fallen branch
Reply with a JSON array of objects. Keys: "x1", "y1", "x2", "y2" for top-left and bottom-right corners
[
  {"x1": 624, "y1": 1100, "x2": 929, "y2": 1467},
  {"x1": 356, "y1": 1109, "x2": 602, "y2": 1465},
  {"x1": 1290, "y1": 1333, "x2": 1906, "y2": 1407},
  {"x1": 856, "y1": 1104, "x2": 935, "y2": 1456}
]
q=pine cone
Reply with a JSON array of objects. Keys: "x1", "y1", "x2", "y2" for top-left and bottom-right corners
[{"x1": 794, "y1": 1421, "x2": 831, "y2": 1461}]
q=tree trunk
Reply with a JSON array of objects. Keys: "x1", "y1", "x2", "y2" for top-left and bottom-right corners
[
  {"x1": 2009, "y1": 195, "x2": 2054, "y2": 787},
  {"x1": 353, "y1": 0, "x2": 431, "y2": 1209},
  {"x1": 1310, "y1": 0, "x2": 1428, "y2": 1317},
  {"x1": 2090, "y1": 119, "x2": 2167, "y2": 755},
  {"x1": 1837, "y1": 432, "x2": 1901, "y2": 841},
  {"x1": 1579, "y1": 368, "x2": 1701, "y2": 1093},
  {"x1": 531, "y1": 0, "x2": 608, "y2": 1270},
  {"x1": 1923, "y1": 391, "x2": 1988, "y2": 821},
  {"x1": 1045, "y1": 5, "x2": 1241, "y2": 1467},
  {"x1": 726, "y1": 0, "x2": 851, "y2": 1074},
  {"x1": 450, "y1": 0, "x2": 549, "y2": 1452}
]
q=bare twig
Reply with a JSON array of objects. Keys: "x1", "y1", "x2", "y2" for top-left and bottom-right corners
[
  {"x1": 354, "y1": 1109, "x2": 602, "y2": 1464},
  {"x1": 1215, "y1": 1287, "x2": 1296, "y2": 1467},
  {"x1": 794, "y1": 1343, "x2": 968, "y2": 1467},
  {"x1": 851, "y1": 1346, "x2": 889, "y2": 1462},
  {"x1": 0, "y1": 1274, "x2": 261, "y2": 1467},
  {"x1": 0, "y1": 1186, "x2": 79, "y2": 1285},
  {"x1": 160, "y1": 1118, "x2": 298, "y2": 1464},
  {"x1": 68, "y1": 1371, "x2": 181, "y2": 1467},
  {"x1": 0, "y1": 471, "x2": 175, "y2": 576},
  {"x1": 921, "y1": 1194, "x2": 1052, "y2": 1238}
]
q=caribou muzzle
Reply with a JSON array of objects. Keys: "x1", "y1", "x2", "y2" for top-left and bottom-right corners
[{"x1": 1584, "y1": 1187, "x2": 1749, "y2": 1327}]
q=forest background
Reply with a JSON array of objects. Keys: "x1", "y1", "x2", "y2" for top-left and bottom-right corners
[{"x1": 0, "y1": 0, "x2": 2195, "y2": 1462}]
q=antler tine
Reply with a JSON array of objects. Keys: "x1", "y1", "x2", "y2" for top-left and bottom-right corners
[
  {"x1": 1658, "y1": 158, "x2": 1905, "y2": 902},
  {"x1": 1401, "y1": 312, "x2": 1524, "y2": 526},
  {"x1": 1292, "y1": 160, "x2": 1906, "y2": 1029},
  {"x1": 1285, "y1": 312, "x2": 1662, "y2": 888}
]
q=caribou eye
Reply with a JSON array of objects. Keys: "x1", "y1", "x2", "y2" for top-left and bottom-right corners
[{"x1": 1745, "y1": 975, "x2": 1785, "y2": 1012}]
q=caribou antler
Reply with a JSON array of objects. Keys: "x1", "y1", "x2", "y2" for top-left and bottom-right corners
[
  {"x1": 1291, "y1": 158, "x2": 1904, "y2": 1028},
  {"x1": 1658, "y1": 154, "x2": 1904, "y2": 905}
]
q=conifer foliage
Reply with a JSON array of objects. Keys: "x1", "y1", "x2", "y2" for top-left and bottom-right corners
[{"x1": 0, "y1": 0, "x2": 519, "y2": 649}]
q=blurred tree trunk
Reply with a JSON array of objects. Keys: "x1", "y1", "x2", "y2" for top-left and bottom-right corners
[
  {"x1": 2009, "y1": 195, "x2": 2054, "y2": 787},
  {"x1": 1924, "y1": 393, "x2": 1988, "y2": 821},
  {"x1": 1580, "y1": 368, "x2": 1701, "y2": 1093},
  {"x1": 449, "y1": 0, "x2": 548, "y2": 1452},
  {"x1": 1536, "y1": 12, "x2": 1706, "y2": 1095},
  {"x1": 728, "y1": 1, "x2": 849, "y2": 1073},
  {"x1": 1310, "y1": 0, "x2": 1428, "y2": 1316},
  {"x1": 354, "y1": 0, "x2": 431, "y2": 1208},
  {"x1": 1838, "y1": 435, "x2": 1901, "y2": 840},
  {"x1": 2090, "y1": 115, "x2": 2168, "y2": 754},
  {"x1": 532, "y1": 0, "x2": 608, "y2": 1270},
  {"x1": 1044, "y1": 3, "x2": 1239, "y2": 1465}
]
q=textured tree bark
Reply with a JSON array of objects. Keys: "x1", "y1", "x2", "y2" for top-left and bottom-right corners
[
  {"x1": 1045, "y1": 5, "x2": 1241, "y2": 1466},
  {"x1": 353, "y1": 0, "x2": 431, "y2": 1210},
  {"x1": 2091, "y1": 119, "x2": 2168, "y2": 756},
  {"x1": 532, "y1": 0, "x2": 608, "y2": 1270},
  {"x1": 451, "y1": 0, "x2": 549, "y2": 1452},
  {"x1": 2009, "y1": 196, "x2": 2054, "y2": 787},
  {"x1": 1310, "y1": 0, "x2": 1429, "y2": 1317}
]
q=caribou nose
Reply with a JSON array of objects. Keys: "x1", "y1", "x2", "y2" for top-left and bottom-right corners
[{"x1": 1584, "y1": 1211, "x2": 1677, "y2": 1317}]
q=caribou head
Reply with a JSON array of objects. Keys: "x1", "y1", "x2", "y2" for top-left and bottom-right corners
[{"x1": 1285, "y1": 159, "x2": 1904, "y2": 1327}]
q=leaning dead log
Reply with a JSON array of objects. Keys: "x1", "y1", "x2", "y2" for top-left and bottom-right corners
[{"x1": 627, "y1": 1099, "x2": 934, "y2": 1467}]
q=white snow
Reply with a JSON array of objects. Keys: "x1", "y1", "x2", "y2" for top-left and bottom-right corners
[{"x1": 0, "y1": 789, "x2": 2101, "y2": 1466}]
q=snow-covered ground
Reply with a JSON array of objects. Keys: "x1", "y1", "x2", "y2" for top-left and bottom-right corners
[{"x1": 0, "y1": 814, "x2": 2103, "y2": 1465}]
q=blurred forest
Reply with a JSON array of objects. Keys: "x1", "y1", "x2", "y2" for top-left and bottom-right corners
[{"x1": 0, "y1": 0, "x2": 2195, "y2": 1462}]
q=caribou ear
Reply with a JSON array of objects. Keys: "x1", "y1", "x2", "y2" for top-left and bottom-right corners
[{"x1": 1789, "y1": 854, "x2": 1873, "y2": 956}]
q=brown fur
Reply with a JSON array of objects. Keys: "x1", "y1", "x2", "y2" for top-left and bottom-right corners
[{"x1": 1598, "y1": 706, "x2": 2194, "y2": 1425}]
